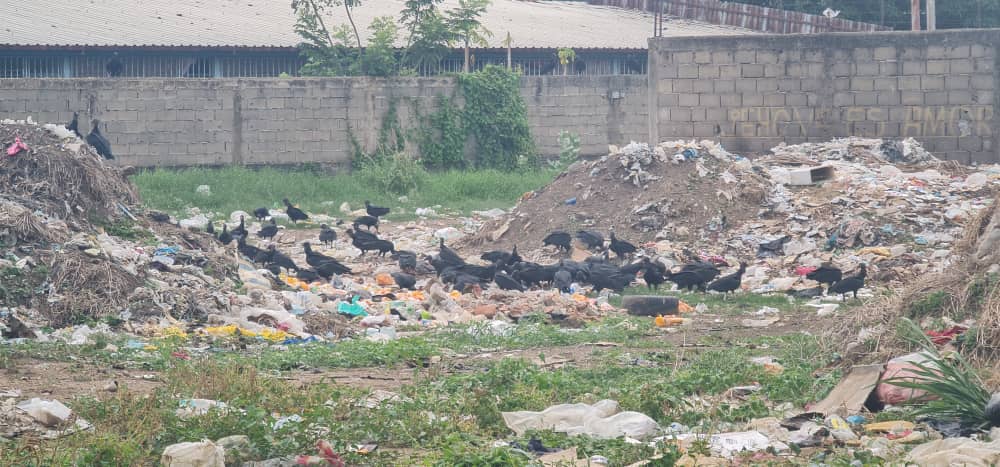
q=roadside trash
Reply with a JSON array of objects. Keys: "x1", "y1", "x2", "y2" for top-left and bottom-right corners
[
  {"x1": 415, "y1": 207, "x2": 437, "y2": 217},
  {"x1": 877, "y1": 352, "x2": 938, "y2": 405},
  {"x1": 726, "y1": 384, "x2": 762, "y2": 399},
  {"x1": 536, "y1": 447, "x2": 584, "y2": 466},
  {"x1": 589, "y1": 454, "x2": 610, "y2": 465},
  {"x1": 811, "y1": 364, "x2": 883, "y2": 416},
  {"x1": 434, "y1": 227, "x2": 463, "y2": 241},
  {"x1": 906, "y1": 428, "x2": 1000, "y2": 466},
  {"x1": 926, "y1": 326, "x2": 967, "y2": 345},
  {"x1": 705, "y1": 431, "x2": 785, "y2": 458},
  {"x1": 216, "y1": 435, "x2": 254, "y2": 461},
  {"x1": 564, "y1": 197, "x2": 577, "y2": 205},
  {"x1": 788, "y1": 165, "x2": 834, "y2": 186},
  {"x1": 846, "y1": 415, "x2": 866, "y2": 425},
  {"x1": 295, "y1": 440, "x2": 345, "y2": 467},
  {"x1": 15, "y1": 398, "x2": 72, "y2": 427},
  {"x1": 502, "y1": 400, "x2": 659, "y2": 439},
  {"x1": 6, "y1": 136, "x2": 28, "y2": 156},
  {"x1": 750, "y1": 356, "x2": 784, "y2": 375},
  {"x1": 161, "y1": 440, "x2": 225, "y2": 467},
  {"x1": 176, "y1": 399, "x2": 230, "y2": 419},
  {"x1": 865, "y1": 420, "x2": 915, "y2": 433},
  {"x1": 654, "y1": 315, "x2": 686, "y2": 327},
  {"x1": 337, "y1": 296, "x2": 368, "y2": 317},
  {"x1": 788, "y1": 421, "x2": 828, "y2": 447},
  {"x1": 361, "y1": 389, "x2": 411, "y2": 409},
  {"x1": 742, "y1": 317, "x2": 779, "y2": 328},
  {"x1": 195, "y1": 185, "x2": 211, "y2": 196}
]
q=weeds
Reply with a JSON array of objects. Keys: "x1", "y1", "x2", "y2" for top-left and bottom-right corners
[{"x1": 132, "y1": 166, "x2": 556, "y2": 218}]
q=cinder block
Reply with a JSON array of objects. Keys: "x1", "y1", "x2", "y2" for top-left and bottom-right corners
[
  {"x1": 946, "y1": 75, "x2": 971, "y2": 90},
  {"x1": 718, "y1": 64, "x2": 741, "y2": 79},
  {"x1": 877, "y1": 92, "x2": 901, "y2": 106},
  {"x1": 785, "y1": 92, "x2": 808, "y2": 107},
  {"x1": 926, "y1": 60, "x2": 949, "y2": 75},
  {"x1": 711, "y1": 51, "x2": 734, "y2": 64},
  {"x1": 714, "y1": 80, "x2": 735, "y2": 93},
  {"x1": 763, "y1": 93, "x2": 785, "y2": 106},
  {"x1": 693, "y1": 122, "x2": 719, "y2": 137},
  {"x1": 672, "y1": 51, "x2": 694, "y2": 63},
  {"x1": 694, "y1": 51, "x2": 712, "y2": 64},
  {"x1": 873, "y1": 46, "x2": 896, "y2": 60},
  {"x1": 800, "y1": 78, "x2": 824, "y2": 92},
  {"x1": 879, "y1": 62, "x2": 899, "y2": 75},
  {"x1": 706, "y1": 107, "x2": 729, "y2": 121},
  {"x1": 850, "y1": 78, "x2": 875, "y2": 91},
  {"x1": 756, "y1": 50, "x2": 779, "y2": 64},
  {"x1": 678, "y1": 94, "x2": 699, "y2": 107},
  {"x1": 734, "y1": 50, "x2": 755, "y2": 64},
  {"x1": 735, "y1": 79, "x2": 757, "y2": 93},
  {"x1": 693, "y1": 80, "x2": 714, "y2": 93},
  {"x1": 949, "y1": 90, "x2": 974, "y2": 105},
  {"x1": 944, "y1": 45, "x2": 971, "y2": 59},
  {"x1": 673, "y1": 79, "x2": 693, "y2": 93},
  {"x1": 901, "y1": 61, "x2": 925, "y2": 75},
  {"x1": 971, "y1": 74, "x2": 994, "y2": 90},
  {"x1": 699, "y1": 65, "x2": 720, "y2": 79},
  {"x1": 971, "y1": 44, "x2": 992, "y2": 58},
  {"x1": 854, "y1": 62, "x2": 879, "y2": 76},
  {"x1": 974, "y1": 58, "x2": 994, "y2": 73},
  {"x1": 742, "y1": 64, "x2": 765, "y2": 78},
  {"x1": 853, "y1": 48, "x2": 874, "y2": 61},
  {"x1": 678, "y1": 65, "x2": 699, "y2": 79},
  {"x1": 659, "y1": 93, "x2": 680, "y2": 106},
  {"x1": 764, "y1": 64, "x2": 783, "y2": 78},
  {"x1": 898, "y1": 76, "x2": 921, "y2": 90},
  {"x1": 925, "y1": 91, "x2": 949, "y2": 105},
  {"x1": 854, "y1": 91, "x2": 877, "y2": 106},
  {"x1": 756, "y1": 79, "x2": 778, "y2": 92},
  {"x1": 922, "y1": 76, "x2": 946, "y2": 91},
  {"x1": 720, "y1": 94, "x2": 742, "y2": 107},
  {"x1": 833, "y1": 92, "x2": 855, "y2": 107},
  {"x1": 950, "y1": 58, "x2": 975, "y2": 74},
  {"x1": 831, "y1": 62, "x2": 852, "y2": 77},
  {"x1": 700, "y1": 94, "x2": 721, "y2": 107},
  {"x1": 873, "y1": 78, "x2": 898, "y2": 91},
  {"x1": 659, "y1": 64, "x2": 679, "y2": 79},
  {"x1": 742, "y1": 94, "x2": 764, "y2": 106}
]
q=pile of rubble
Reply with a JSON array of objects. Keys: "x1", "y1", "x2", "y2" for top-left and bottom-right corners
[{"x1": 472, "y1": 137, "x2": 999, "y2": 294}]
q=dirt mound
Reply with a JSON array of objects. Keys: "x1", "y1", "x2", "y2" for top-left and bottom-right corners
[
  {"x1": 0, "y1": 120, "x2": 137, "y2": 225},
  {"x1": 469, "y1": 141, "x2": 771, "y2": 251}
]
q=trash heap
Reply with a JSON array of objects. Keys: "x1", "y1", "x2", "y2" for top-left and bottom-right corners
[{"x1": 473, "y1": 137, "x2": 999, "y2": 294}]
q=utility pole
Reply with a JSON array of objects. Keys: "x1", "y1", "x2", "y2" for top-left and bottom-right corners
[
  {"x1": 927, "y1": 0, "x2": 936, "y2": 30},
  {"x1": 911, "y1": 0, "x2": 921, "y2": 30}
]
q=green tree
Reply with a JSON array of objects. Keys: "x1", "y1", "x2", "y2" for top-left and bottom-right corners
[
  {"x1": 446, "y1": 0, "x2": 492, "y2": 73},
  {"x1": 360, "y1": 17, "x2": 399, "y2": 77},
  {"x1": 292, "y1": 0, "x2": 360, "y2": 75},
  {"x1": 400, "y1": 0, "x2": 456, "y2": 72}
]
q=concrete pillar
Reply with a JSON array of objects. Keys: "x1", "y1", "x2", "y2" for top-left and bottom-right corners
[
  {"x1": 911, "y1": 0, "x2": 921, "y2": 30},
  {"x1": 646, "y1": 38, "x2": 659, "y2": 145},
  {"x1": 926, "y1": 0, "x2": 936, "y2": 30}
]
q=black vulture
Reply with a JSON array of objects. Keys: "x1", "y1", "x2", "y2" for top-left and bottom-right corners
[
  {"x1": 609, "y1": 232, "x2": 637, "y2": 259},
  {"x1": 394, "y1": 250, "x2": 417, "y2": 272},
  {"x1": 86, "y1": 119, "x2": 114, "y2": 160},
  {"x1": 237, "y1": 236, "x2": 263, "y2": 263},
  {"x1": 438, "y1": 238, "x2": 464, "y2": 267},
  {"x1": 553, "y1": 269, "x2": 572, "y2": 293},
  {"x1": 641, "y1": 260, "x2": 667, "y2": 291},
  {"x1": 576, "y1": 230, "x2": 605, "y2": 251},
  {"x1": 283, "y1": 198, "x2": 309, "y2": 224},
  {"x1": 66, "y1": 112, "x2": 82, "y2": 138},
  {"x1": 261, "y1": 245, "x2": 298, "y2": 272},
  {"x1": 319, "y1": 224, "x2": 337, "y2": 247},
  {"x1": 829, "y1": 264, "x2": 867, "y2": 300},
  {"x1": 353, "y1": 215, "x2": 380, "y2": 232},
  {"x1": 681, "y1": 262, "x2": 720, "y2": 284},
  {"x1": 296, "y1": 269, "x2": 321, "y2": 282},
  {"x1": 257, "y1": 218, "x2": 278, "y2": 240},
  {"x1": 707, "y1": 262, "x2": 747, "y2": 296},
  {"x1": 666, "y1": 270, "x2": 707, "y2": 292},
  {"x1": 231, "y1": 215, "x2": 248, "y2": 240},
  {"x1": 807, "y1": 264, "x2": 843, "y2": 293},
  {"x1": 369, "y1": 239, "x2": 396, "y2": 257},
  {"x1": 365, "y1": 200, "x2": 390, "y2": 218},
  {"x1": 391, "y1": 272, "x2": 417, "y2": 290},
  {"x1": 217, "y1": 224, "x2": 233, "y2": 245},
  {"x1": 512, "y1": 262, "x2": 557, "y2": 287},
  {"x1": 205, "y1": 220, "x2": 215, "y2": 235},
  {"x1": 303, "y1": 242, "x2": 335, "y2": 268},
  {"x1": 253, "y1": 207, "x2": 269, "y2": 222},
  {"x1": 543, "y1": 231, "x2": 572, "y2": 252},
  {"x1": 494, "y1": 272, "x2": 526, "y2": 292}
]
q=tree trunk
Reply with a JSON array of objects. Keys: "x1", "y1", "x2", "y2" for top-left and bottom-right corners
[
  {"x1": 345, "y1": 2, "x2": 362, "y2": 49},
  {"x1": 307, "y1": 0, "x2": 335, "y2": 47},
  {"x1": 464, "y1": 39, "x2": 470, "y2": 73}
]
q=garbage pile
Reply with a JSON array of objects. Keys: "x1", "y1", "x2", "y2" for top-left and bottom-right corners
[{"x1": 472, "y1": 137, "x2": 999, "y2": 294}]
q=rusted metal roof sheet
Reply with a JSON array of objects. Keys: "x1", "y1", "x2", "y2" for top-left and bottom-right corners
[{"x1": 2, "y1": 0, "x2": 754, "y2": 50}]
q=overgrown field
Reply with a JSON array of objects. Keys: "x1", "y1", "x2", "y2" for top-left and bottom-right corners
[
  {"x1": 132, "y1": 166, "x2": 557, "y2": 219},
  {"x1": 1, "y1": 312, "x2": 850, "y2": 466}
]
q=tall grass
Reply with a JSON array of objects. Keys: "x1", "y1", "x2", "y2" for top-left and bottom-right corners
[{"x1": 131, "y1": 166, "x2": 556, "y2": 219}]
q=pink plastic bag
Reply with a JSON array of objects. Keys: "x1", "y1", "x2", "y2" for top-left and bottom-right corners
[{"x1": 6, "y1": 136, "x2": 28, "y2": 156}]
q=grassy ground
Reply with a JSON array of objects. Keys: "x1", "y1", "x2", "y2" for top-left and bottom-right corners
[
  {"x1": 131, "y1": 166, "x2": 557, "y2": 219},
  {"x1": 0, "y1": 316, "x2": 846, "y2": 466}
]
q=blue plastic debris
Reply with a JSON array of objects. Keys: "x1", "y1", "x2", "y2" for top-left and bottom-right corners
[
  {"x1": 914, "y1": 236, "x2": 929, "y2": 245},
  {"x1": 125, "y1": 340, "x2": 147, "y2": 349},
  {"x1": 565, "y1": 197, "x2": 577, "y2": 205},
  {"x1": 682, "y1": 148, "x2": 699, "y2": 160},
  {"x1": 281, "y1": 335, "x2": 319, "y2": 345},
  {"x1": 846, "y1": 415, "x2": 866, "y2": 425},
  {"x1": 337, "y1": 296, "x2": 368, "y2": 317},
  {"x1": 154, "y1": 246, "x2": 180, "y2": 256}
]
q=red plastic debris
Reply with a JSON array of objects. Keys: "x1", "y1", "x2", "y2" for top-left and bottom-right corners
[
  {"x1": 795, "y1": 266, "x2": 818, "y2": 276},
  {"x1": 171, "y1": 351, "x2": 191, "y2": 360},
  {"x1": 926, "y1": 326, "x2": 967, "y2": 346},
  {"x1": 6, "y1": 136, "x2": 28, "y2": 156},
  {"x1": 296, "y1": 440, "x2": 345, "y2": 466}
]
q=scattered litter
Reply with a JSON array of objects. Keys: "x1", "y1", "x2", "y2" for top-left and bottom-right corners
[
  {"x1": 502, "y1": 400, "x2": 659, "y2": 439},
  {"x1": 160, "y1": 440, "x2": 225, "y2": 467}
]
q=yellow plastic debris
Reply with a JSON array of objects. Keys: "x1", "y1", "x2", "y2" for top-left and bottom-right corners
[
  {"x1": 202, "y1": 324, "x2": 290, "y2": 343},
  {"x1": 655, "y1": 315, "x2": 686, "y2": 327},
  {"x1": 865, "y1": 420, "x2": 915, "y2": 433},
  {"x1": 158, "y1": 326, "x2": 189, "y2": 340},
  {"x1": 449, "y1": 290, "x2": 462, "y2": 299},
  {"x1": 677, "y1": 300, "x2": 694, "y2": 313},
  {"x1": 858, "y1": 247, "x2": 892, "y2": 257}
]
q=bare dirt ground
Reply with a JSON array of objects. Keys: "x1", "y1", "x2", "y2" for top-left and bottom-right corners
[{"x1": 0, "y1": 360, "x2": 162, "y2": 400}]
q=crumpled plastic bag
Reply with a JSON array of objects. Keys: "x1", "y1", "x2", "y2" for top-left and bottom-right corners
[
  {"x1": 906, "y1": 428, "x2": 1000, "y2": 467},
  {"x1": 160, "y1": 440, "x2": 225, "y2": 467},
  {"x1": 502, "y1": 400, "x2": 659, "y2": 439}
]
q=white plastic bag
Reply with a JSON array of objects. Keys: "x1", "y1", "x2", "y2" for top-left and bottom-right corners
[{"x1": 161, "y1": 440, "x2": 225, "y2": 467}]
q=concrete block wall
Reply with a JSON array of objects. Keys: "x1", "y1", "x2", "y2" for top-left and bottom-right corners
[
  {"x1": 649, "y1": 29, "x2": 1000, "y2": 163},
  {"x1": 0, "y1": 75, "x2": 645, "y2": 167}
]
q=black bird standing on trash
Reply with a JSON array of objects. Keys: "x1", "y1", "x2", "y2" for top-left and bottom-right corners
[
  {"x1": 353, "y1": 215, "x2": 380, "y2": 232},
  {"x1": 217, "y1": 224, "x2": 233, "y2": 245},
  {"x1": 665, "y1": 269, "x2": 708, "y2": 292},
  {"x1": 828, "y1": 264, "x2": 867, "y2": 301},
  {"x1": 205, "y1": 220, "x2": 215, "y2": 235},
  {"x1": 807, "y1": 264, "x2": 843, "y2": 294},
  {"x1": 237, "y1": 236, "x2": 263, "y2": 263},
  {"x1": 609, "y1": 231, "x2": 637, "y2": 260},
  {"x1": 553, "y1": 269, "x2": 573, "y2": 293},
  {"x1": 707, "y1": 262, "x2": 747, "y2": 297},
  {"x1": 391, "y1": 271, "x2": 417, "y2": 290},
  {"x1": 641, "y1": 258, "x2": 667, "y2": 291},
  {"x1": 253, "y1": 207, "x2": 269, "y2": 223},
  {"x1": 303, "y1": 242, "x2": 351, "y2": 276},
  {"x1": 260, "y1": 245, "x2": 298, "y2": 272},
  {"x1": 257, "y1": 218, "x2": 278, "y2": 240},
  {"x1": 543, "y1": 231, "x2": 572, "y2": 252},
  {"x1": 283, "y1": 198, "x2": 309, "y2": 224},
  {"x1": 576, "y1": 230, "x2": 605, "y2": 251},
  {"x1": 494, "y1": 271, "x2": 526, "y2": 292},
  {"x1": 365, "y1": 200, "x2": 390, "y2": 218},
  {"x1": 438, "y1": 238, "x2": 465, "y2": 267},
  {"x1": 86, "y1": 119, "x2": 114, "y2": 160},
  {"x1": 66, "y1": 112, "x2": 82, "y2": 138},
  {"x1": 394, "y1": 250, "x2": 417, "y2": 272},
  {"x1": 319, "y1": 224, "x2": 337, "y2": 247},
  {"x1": 231, "y1": 215, "x2": 248, "y2": 240}
]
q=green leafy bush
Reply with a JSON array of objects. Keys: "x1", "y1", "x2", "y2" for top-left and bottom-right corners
[
  {"x1": 357, "y1": 153, "x2": 428, "y2": 196},
  {"x1": 459, "y1": 65, "x2": 536, "y2": 170}
]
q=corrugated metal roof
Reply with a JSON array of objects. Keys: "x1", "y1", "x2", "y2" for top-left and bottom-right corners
[{"x1": 2, "y1": 0, "x2": 754, "y2": 50}]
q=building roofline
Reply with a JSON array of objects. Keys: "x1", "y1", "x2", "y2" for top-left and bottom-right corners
[{"x1": 0, "y1": 44, "x2": 648, "y2": 53}]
